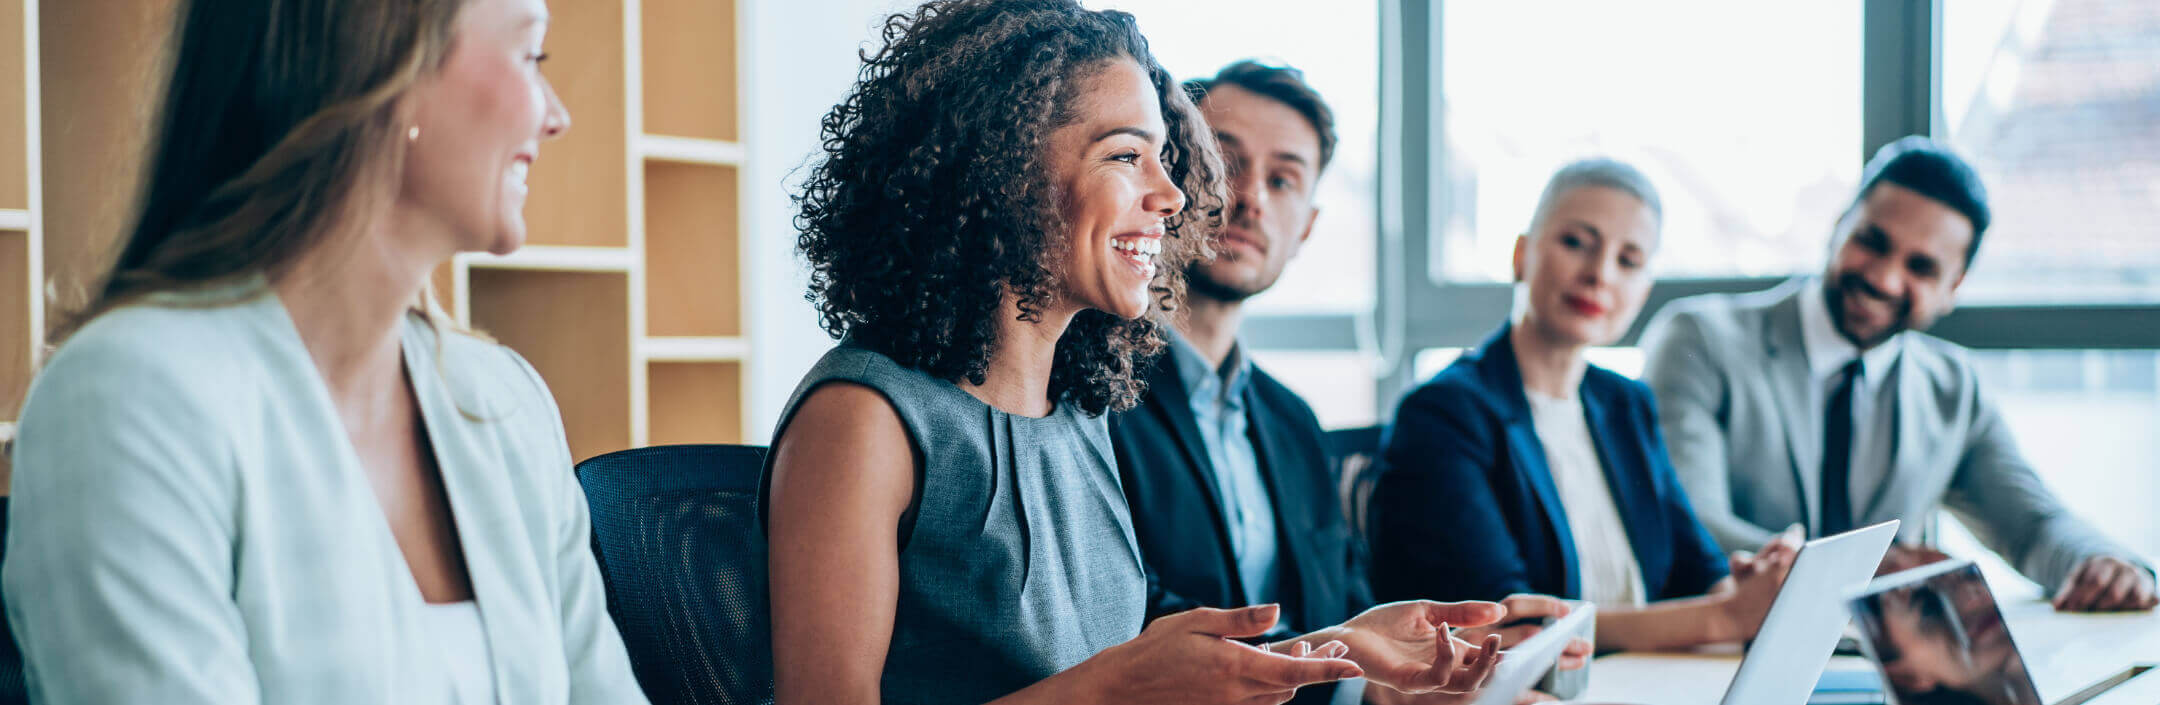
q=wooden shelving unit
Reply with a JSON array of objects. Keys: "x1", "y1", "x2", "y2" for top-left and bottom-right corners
[
  {"x1": 632, "y1": 0, "x2": 752, "y2": 448},
  {"x1": 0, "y1": 0, "x2": 39, "y2": 486},
  {"x1": 5, "y1": 0, "x2": 753, "y2": 472},
  {"x1": 438, "y1": 0, "x2": 756, "y2": 456}
]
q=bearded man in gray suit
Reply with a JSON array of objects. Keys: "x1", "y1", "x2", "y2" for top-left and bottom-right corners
[{"x1": 1640, "y1": 136, "x2": 2154, "y2": 613}]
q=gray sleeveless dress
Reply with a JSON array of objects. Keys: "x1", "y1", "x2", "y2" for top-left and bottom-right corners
[{"x1": 763, "y1": 344, "x2": 1148, "y2": 705}]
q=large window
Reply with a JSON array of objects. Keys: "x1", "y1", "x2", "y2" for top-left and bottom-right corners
[
  {"x1": 1944, "y1": 348, "x2": 2160, "y2": 593},
  {"x1": 1434, "y1": 2, "x2": 1862, "y2": 284},
  {"x1": 1392, "y1": 0, "x2": 2160, "y2": 577},
  {"x1": 1940, "y1": 0, "x2": 2160, "y2": 304},
  {"x1": 1090, "y1": 0, "x2": 2160, "y2": 446}
]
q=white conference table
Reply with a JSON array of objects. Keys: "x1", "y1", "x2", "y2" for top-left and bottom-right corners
[{"x1": 1575, "y1": 597, "x2": 2160, "y2": 705}]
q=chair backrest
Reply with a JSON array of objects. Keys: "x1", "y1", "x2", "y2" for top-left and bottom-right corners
[
  {"x1": 0, "y1": 497, "x2": 22, "y2": 705},
  {"x1": 576, "y1": 444, "x2": 773, "y2": 705},
  {"x1": 1323, "y1": 425, "x2": 1386, "y2": 546}
]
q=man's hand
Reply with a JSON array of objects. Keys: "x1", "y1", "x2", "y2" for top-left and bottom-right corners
[{"x1": 2054, "y1": 556, "x2": 2158, "y2": 612}]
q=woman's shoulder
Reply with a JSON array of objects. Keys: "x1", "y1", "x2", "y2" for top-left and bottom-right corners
[
  {"x1": 38, "y1": 297, "x2": 282, "y2": 407},
  {"x1": 16, "y1": 300, "x2": 285, "y2": 494},
  {"x1": 810, "y1": 343, "x2": 934, "y2": 387},
  {"x1": 1398, "y1": 357, "x2": 1507, "y2": 419},
  {"x1": 792, "y1": 342, "x2": 979, "y2": 414}
]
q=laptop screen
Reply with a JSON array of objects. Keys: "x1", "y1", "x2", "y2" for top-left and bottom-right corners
[{"x1": 1850, "y1": 561, "x2": 2044, "y2": 705}]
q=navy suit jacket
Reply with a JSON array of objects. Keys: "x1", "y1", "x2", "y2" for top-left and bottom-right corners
[
  {"x1": 1368, "y1": 325, "x2": 1729, "y2": 604},
  {"x1": 1110, "y1": 353, "x2": 1370, "y2": 705}
]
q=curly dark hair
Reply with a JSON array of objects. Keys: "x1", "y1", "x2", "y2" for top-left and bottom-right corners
[{"x1": 793, "y1": 0, "x2": 1226, "y2": 416}]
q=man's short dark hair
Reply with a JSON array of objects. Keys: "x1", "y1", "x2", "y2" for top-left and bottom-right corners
[
  {"x1": 1852, "y1": 135, "x2": 1992, "y2": 267},
  {"x1": 1185, "y1": 59, "x2": 1338, "y2": 173}
]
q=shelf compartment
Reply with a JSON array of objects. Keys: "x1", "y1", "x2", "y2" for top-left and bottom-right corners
[
  {"x1": 646, "y1": 361, "x2": 742, "y2": 445},
  {"x1": 642, "y1": 161, "x2": 739, "y2": 337},
  {"x1": 524, "y1": 0, "x2": 627, "y2": 248},
  {"x1": 0, "y1": 0, "x2": 26, "y2": 211},
  {"x1": 640, "y1": 0, "x2": 738, "y2": 142},
  {"x1": 468, "y1": 268, "x2": 632, "y2": 463},
  {"x1": 0, "y1": 229, "x2": 27, "y2": 424}
]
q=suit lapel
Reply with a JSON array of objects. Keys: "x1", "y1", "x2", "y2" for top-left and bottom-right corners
[
  {"x1": 1143, "y1": 357, "x2": 1246, "y2": 598},
  {"x1": 1481, "y1": 329, "x2": 1582, "y2": 598},
  {"x1": 401, "y1": 323, "x2": 527, "y2": 701},
  {"x1": 1860, "y1": 349, "x2": 1924, "y2": 524},
  {"x1": 1764, "y1": 290, "x2": 1824, "y2": 533},
  {"x1": 1244, "y1": 381, "x2": 1315, "y2": 624},
  {"x1": 1580, "y1": 383, "x2": 1658, "y2": 594}
]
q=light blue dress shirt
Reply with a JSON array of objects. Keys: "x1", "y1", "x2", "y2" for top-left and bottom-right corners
[
  {"x1": 1167, "y1": 332, "x2": 1281, "y2": 608},
  {"x1": 1168, "y1": 333, "x2": 1368, "y2": 704}
]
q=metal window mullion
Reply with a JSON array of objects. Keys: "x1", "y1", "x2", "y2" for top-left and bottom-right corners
[
  {"x1": 1862, "y1": 0, "x2": 1941, "y2": 153},
  {"x1": 1373, "y1": 0, "x2": 1443, "y2": 414}
]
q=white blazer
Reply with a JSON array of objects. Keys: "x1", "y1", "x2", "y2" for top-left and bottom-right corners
[{"x1": 4, "y1": 281, "x2": 649, "y2": 705}]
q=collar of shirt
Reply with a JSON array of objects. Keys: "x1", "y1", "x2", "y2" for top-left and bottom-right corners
[
  {"x1": 1798, "y1": 278, "x2": 1903, "y2": 395},
  {"x1": 1167, "y1": 328, "x2": 1252, "y2": 409}
]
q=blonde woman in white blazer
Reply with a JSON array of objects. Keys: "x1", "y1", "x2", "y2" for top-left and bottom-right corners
[{"x1": 3, "y1": 0, "x2": 649, "y2": 703}]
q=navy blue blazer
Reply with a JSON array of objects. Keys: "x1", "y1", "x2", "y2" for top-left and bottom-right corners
[
  {"x1": 1110, "y1": 353, "x2": 1371, "y2": 633},
  {"x1": 1110, "y1": 354, "x2": 1370, "y2": 705},
  {"x1": 1368, "y1": 325, "x2": 1730, "y2": 604}
]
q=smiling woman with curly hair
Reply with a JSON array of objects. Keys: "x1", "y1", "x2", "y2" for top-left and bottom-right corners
[
  {"x1": 791, "y1": 0, "x2": 1214, "y2": 414},
  {"x1": 758, "y1": 1, "x2": 1399, "y2": 704}
]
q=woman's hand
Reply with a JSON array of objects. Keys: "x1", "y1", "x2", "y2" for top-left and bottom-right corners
[
  {"x1": 1059, "y1": 605, "x2": 1362, "y2": 705},
  {"x1": 1452, "y1": 594, "x2": 1566, "y2": 649},
  {"x1": 1281, "y1": 600, "x2": 1507, "y2": 695},
  {"x1": 1445, "y1": 596, "x2": 1594, "y2": 671},
  {"x1": 1715, "y1": 531, "x2": 1801, "y2": 640}
]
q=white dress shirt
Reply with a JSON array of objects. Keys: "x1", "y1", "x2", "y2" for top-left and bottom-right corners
[
  {"x1": 1526, "y1": 387, "x2": 1648, "y2": 608},
  {"x1": 1797, "y1": 284, "x2": 1904, "y2": 531}
]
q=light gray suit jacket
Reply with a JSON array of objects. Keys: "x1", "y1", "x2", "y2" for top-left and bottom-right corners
[{"x1": 1639, "y1": 278, "x2": 2145, "y2": 593}]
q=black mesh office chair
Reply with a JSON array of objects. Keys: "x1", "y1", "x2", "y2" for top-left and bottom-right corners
[
  {"x1": 0, "y1": 497, "x2": 26, "y2": 705},
  {"x1": 575, "y1": 444, "x2": 773, "y2": 705},
  {"x1": 1323, "y1": 425, "x2": 1386, "y2": 545}
]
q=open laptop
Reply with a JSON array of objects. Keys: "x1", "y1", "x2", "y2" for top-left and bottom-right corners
[
  {"x1": 1474, "y1": 521, "x2": 1900, "y2": 704},
  {"x1": 1849, "y1": 559, "x2": 2154, "y2": 705},
  {"x1": 1711, "y1": 520, "x2": 1902, "y2": 705}
]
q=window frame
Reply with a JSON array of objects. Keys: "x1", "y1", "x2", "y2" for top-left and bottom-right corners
[{"x1": 1236, "y1": 0, "x2": 2160, "y2": 421}]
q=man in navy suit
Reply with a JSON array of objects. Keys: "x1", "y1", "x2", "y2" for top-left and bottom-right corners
[{"x1": 1110, "y1": 61, "x2": 1577, "y2": 705}]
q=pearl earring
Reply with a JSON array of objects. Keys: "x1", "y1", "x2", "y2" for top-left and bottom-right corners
[{"x1": 407, "y1": 126, "x2": 421, "y2": 142}]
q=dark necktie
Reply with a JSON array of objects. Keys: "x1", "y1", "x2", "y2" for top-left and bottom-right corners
[{"x1": 1820, "y1": 359, "x2": 1863, "y2": 536}]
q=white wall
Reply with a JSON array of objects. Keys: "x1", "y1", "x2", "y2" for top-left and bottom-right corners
[{"x1": 741, "y1": 0, "x2": 914, "y2": 441}]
